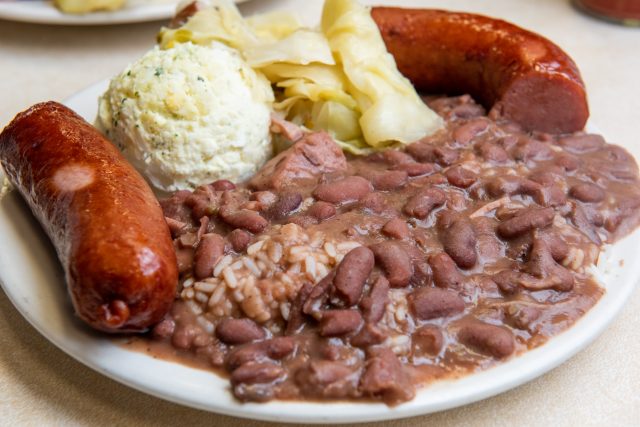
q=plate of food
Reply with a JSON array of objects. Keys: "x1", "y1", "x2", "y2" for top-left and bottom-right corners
[
  {"x1": 1, "y1": 0, "x2": 639, "y2": 423},
  {"x1": 0, "y1": 0, "x2": 251, "y2": 25}
]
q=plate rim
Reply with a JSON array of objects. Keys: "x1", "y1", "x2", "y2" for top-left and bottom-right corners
[{"x1": 0, "y1": 79, "x2": 638, "y2": 424}]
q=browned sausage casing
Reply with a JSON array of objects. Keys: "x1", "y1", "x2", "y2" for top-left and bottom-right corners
[
  {"x1": 371, "y1": 7, "x2": 589, "y2": 134},
  {"x1": 0, "y1": 102, "x2": 178, "y2": 333}
]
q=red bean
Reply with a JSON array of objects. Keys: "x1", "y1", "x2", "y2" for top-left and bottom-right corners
[
  {"x1": 313, "y1": 176, "x2": 372, "y2": 204},
  {"x1": 528, "y1": 169, "x2": 560, "y2": 186},
  {"x1": 302, "y1": 271, "x2": 334, "y2": 319},
  {"x1": 524, "y1": 237, "x2": 574, "y2": 292},
  {"x1": 558, "y1": 133, "x2": 605, "y2": 153},
  {"x1": 505, "y1": 304, "x2": 541, "y2": 331},
  {"x1": 535, "y1": 184, "x2": 568, "y2": 207},
  {"x1": 495, "y1": 267, "x2": 572, "y2": 293},
  {"x1": 266, "y1": 192, "x2": 303, "y2": 219},
  {"x1": 537, "y1": 232, "x2": 569, "y2": 262},
  {"x1": 228, "y1": 229, "x2": 252, "y2": 253},
  {"x1": 186, "y1": 189, "x2": 221, "y2": 221},
  {"x1": 370, "y1": 242, "x2": 413, "y2": 288},
  {"x1": 219, "y1": 208, "x2": 268, "y2": 233},
  {"x1": 369, "y1": 170, "x2": 408, "y2": 191},
  {"x1": 231, "y1": 362, "x2": 284, "y2": 385},
  {"x1": 334, "y1": 247, "x2": 375, "y2": 306},
  {"x1": 382, "y1": 241, "x2": 423, "y2": 284},
  {"x1": 472, "y1": 217, "x2": 503, "y2": 263},
  {"x1": 160, "y1": 190, "x2": 193, "y2": 224},
  {"x1": 485, "y1": 175, "x2": 541, "y2": 198},
  {"x1": 403, "y1": 187, "x2": 446, "y2": 219},
  {"x1": 499, "y1": 134, "x2": 519, "y2": 150},
  {"x1": 360, "y1": 276, "x2": 390, "y2": 324},
  {"x1": 408, "y1": 287, "x2": 465, "y2": 320},
  {"x1": 451, "y1": 102, "x2": 485, "y2": 119},
  {"x1": 492, "y1": 270, "x2": 520, "y2": 295},
  {"x1": 570, "y1": 203, "x2": 602, "y2": 245},
  {"x1": 569, "y1": 182, "x2": 605, "y2": 203},
  {"x1": 298, "y1": 360, "x2": 361, "y2": 399},
  {"x1": 382, "y1": 149, "x2": 414, "y2": 165},
  {"x1": 193, "y1": 233, "x2": 225, "y2": 279},
  {"x1": 445, "y1": 166, "x2": 477, "y2": 188},
  {"x1": 319, "y1": 310, "x2": 363, "y2": 337},
  {"x1": 555, "y1": 153, "x2": 581, "y2": 171},
  {"x1": 359, "y1": 192, "x2": 388, "y2": 214},
  {"x1": 350, "y1": 323, "x2": 387, "y2": 347},
  {"x1": 216, "y1": 318, "x2": 265, "y2": 345},
  {"x1": 392, "y1": 162, "x2": 437, "y2": 177},
  {"x1": 453, "y1": 118, "x2": 489, "y2": 145},
  {"x1": 174, "y1": 244, "x2": 194, "y2": 274},
  {"x1": 295, "y1": 360, "x2": 356, "y2": 395},
  {"x1": 152, "y1": 318, "x2": 175, "y2": 339},
  {"x1": 429, "y1": 253, "x2": 465, "y2": 289},
  {"x1": 381, "y1": 217, "x2": 410, "y2": 240},
  {"x1": 438, "y1": 212, "x2": 478, "y2": 269},
  {"x1": 406, "y1": 141, "x2": 459, "y2": 166},
  {"x1": 307, "y1": 201, "x2": 336, "y2": 220},
  {"x1": 476, "y1": 141, "x2": 508, "y2": 163},
  {"x1": 458, "y1": 322, "x2": 515, "y2": 359},
  {"x1": 165, "y1": 216, "x2": 188, "y2": 237},
  {"x1": 226, "y1": 337, "x2": 296, "y2": 370},
  {"x1": 171, "y1": 323, "x2": 200, "y2": 350},
  {"x1": 497, "y1": 207, "x2": 555, "y2": 239},
  {"x1": 511, "y1": 138, "x2": 552, "y2": 161},
  {"x1": 360, "y1": 348, "x2": 415, "y2": 403},
  {"x1": 412, "y1": 325, "x2": 444, "y2": 356}
]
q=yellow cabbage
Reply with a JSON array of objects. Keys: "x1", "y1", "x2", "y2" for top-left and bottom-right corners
[
  {"x1": 158, "y1": 4, "x2": 256, "y2": 50},
  {"x1": 321, "y1": 0, "x2": 443, "y2": 147},
  {"x1": 158, "y1": 0, "x2": 442, "y2": 153},
  {"x1": 244, "y1": 29, "x2": 336, "y2": 68},
  {"x1": 246, "y1": 11, "x2": 303, "y2": 41},
  {"x1": 260, "y1": 63, "x2": 362, "y2": 147},
  {"x1": 312, "y1": 101, "x2": 362, "y2": 142}
]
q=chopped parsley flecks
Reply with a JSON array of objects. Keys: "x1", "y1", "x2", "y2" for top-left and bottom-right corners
[
  {"x1": 112, "y1": 110, "x2": 120, "y2": 128},
  {"x1": 197, "y1": 76, "x2": 205, "y2": 82},
  {"x1": 152, "y1": 139, "x2": 171, "y2": 152},
  {"x1": 154, "y1": 67, "x2": 164, "y2": 77}
]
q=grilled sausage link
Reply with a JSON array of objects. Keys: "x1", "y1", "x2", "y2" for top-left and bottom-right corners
[
  {"x1": 371, "y1": 7, "x2": 589, "y2": 134},
  {"x1": 0, "y1": 102, "x2": 178, "y2": 332}
]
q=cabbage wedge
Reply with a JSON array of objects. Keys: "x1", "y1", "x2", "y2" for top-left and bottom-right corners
[{"x1": 321, "y1": 0, "x2": 443, "y2": 147}]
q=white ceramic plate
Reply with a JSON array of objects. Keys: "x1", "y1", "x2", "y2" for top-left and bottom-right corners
[
  {"x1": 0, "y1": 80, "x2": 638, "y2": 424},
  {"x1": 0, "y1": 0, "x2": 251, "y2": 25}
]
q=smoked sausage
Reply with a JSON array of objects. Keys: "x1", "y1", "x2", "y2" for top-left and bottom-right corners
[
  {"x1": 371, "y1": 7, "x2": 589, "y2": 134},
  {"x1": 0, "y1": 102, "x2": 178, "y2": 332}
]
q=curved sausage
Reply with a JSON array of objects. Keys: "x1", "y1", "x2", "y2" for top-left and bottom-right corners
[
  {"x1": 371, "y1": 7, "x2": 589, "y2": 134},
  {"x1": 0, "y1": 102, "x2": 178, "y2": 333}
]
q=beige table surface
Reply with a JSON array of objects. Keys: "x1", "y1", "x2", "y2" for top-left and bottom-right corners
[{"x1": 1, "y1": 0, "x2": 639, "y2": 425}]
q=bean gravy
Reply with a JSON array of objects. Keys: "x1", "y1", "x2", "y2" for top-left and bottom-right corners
[{"x1": 123, "y1": 95, "x2": 640, "y2": 405}]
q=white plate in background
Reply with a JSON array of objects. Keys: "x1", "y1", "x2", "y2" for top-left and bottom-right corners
[
  {"x1": 0, "y1": 80, "x2": 638, "y2": 423},
  {"x1": 0, "y1": 0, "x2": 252, "y2": 25}
]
